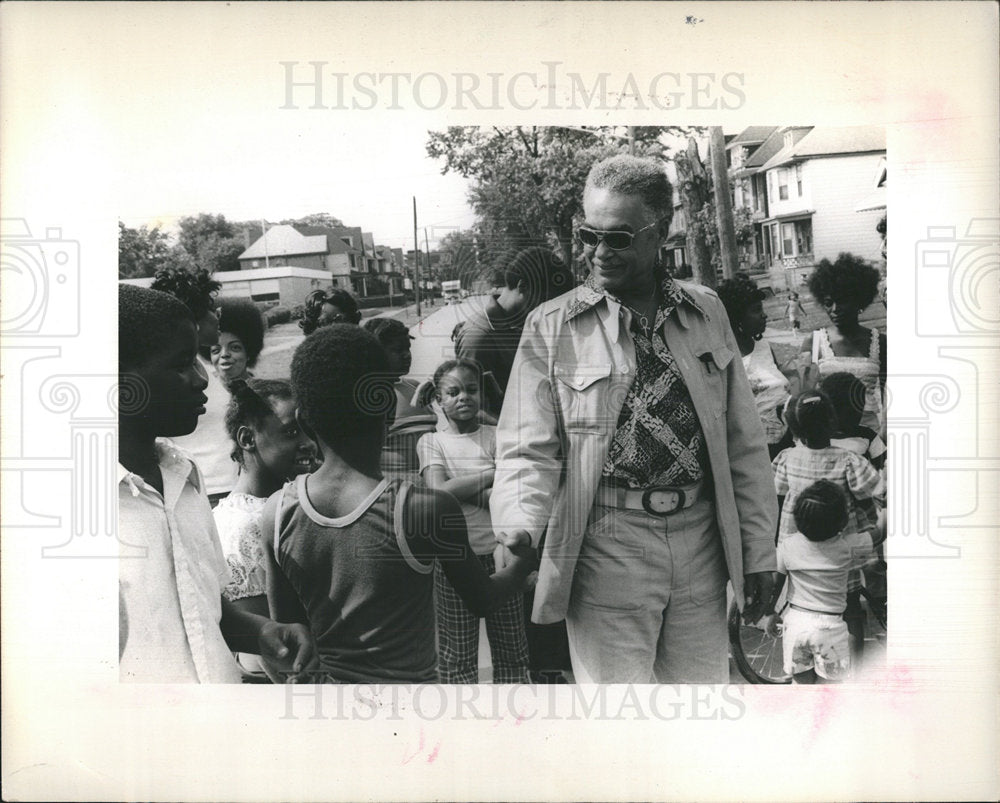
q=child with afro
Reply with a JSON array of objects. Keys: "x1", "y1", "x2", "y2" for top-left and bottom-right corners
[
  {"x1": 766, "y1": 479, "x2": 883, "y2": 683},
  {"x1": 118, "y1": 284, "x2": 315, "y2": 682},
  {"x1": 262, "y1": 324, "x2": 536, "y2": 683}
]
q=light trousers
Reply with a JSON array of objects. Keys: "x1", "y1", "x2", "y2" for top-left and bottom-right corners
[{"x1": 566, "y1": 498, "x2": 730, "y2": 683}]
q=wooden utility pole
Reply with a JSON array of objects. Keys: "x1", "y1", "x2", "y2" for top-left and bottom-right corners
[
  {"x1": 424, "y1": 227, "x2": 432, "y2": 302},
  {"x1": 710, "y1": 126, "x2": 739, "y2": 280},
  {"x1": 260, "y1": 219, "x2": 270, "y2": 270},
  {"x1": 412, "y1": 197, "x2": 421, "y2": 317},
  {"x1": 673, "y1": 137, "x2": 715, "y2": 289}
]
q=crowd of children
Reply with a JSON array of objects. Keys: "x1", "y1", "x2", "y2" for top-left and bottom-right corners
[
  {"x1": 118, "y1": 281, "x2": 534, "y2": 684},
  {"x1": 119, "y1": 259, "x2": 886, "y2": 685}
]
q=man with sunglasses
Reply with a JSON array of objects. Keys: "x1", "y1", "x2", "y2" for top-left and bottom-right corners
[{"x1": 491, "y1": 154, "x2": 777, "y2": 683}]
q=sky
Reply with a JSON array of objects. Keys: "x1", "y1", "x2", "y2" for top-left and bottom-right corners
[
  {"x1": 116, "y1": 120, "x2": 479, "y2": 252},
  {"x1": 114, "y1": 122, "x2": 729, "y2": 253}
]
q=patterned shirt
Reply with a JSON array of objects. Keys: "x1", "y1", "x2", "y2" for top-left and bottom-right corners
[{"x1": 567, "y1": 269, "x2": 707, "y2": 488}]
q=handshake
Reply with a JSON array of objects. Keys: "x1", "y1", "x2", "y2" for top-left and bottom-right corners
[{"x1": 493, "y1": 530, "x2": 539, "y2": 591}]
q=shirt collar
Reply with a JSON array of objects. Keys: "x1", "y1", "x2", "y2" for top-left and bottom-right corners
[
  {"x1": 565, "y1": 265, "x2": 707, "y2": 324},
  {"x1": 117, "y1": 439, "x2": 202, "y2": 497}
]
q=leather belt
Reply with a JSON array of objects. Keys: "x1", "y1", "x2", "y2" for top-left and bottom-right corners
[{"x1": 594, "y1": 479, "x2": 707, "y2": 517}]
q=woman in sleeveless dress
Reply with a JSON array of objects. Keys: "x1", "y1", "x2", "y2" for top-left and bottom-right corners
[{"x1": 799, "y1": 254, "x2": 887, "y2": 437}]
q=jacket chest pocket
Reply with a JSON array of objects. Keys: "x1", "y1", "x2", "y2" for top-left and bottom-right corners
[
  {"x1": 696, "y1": 345, "x2": 734, "y2": 418},
  {"x1": 553, "y1": 362, "x2": 616, "y2": 434}
]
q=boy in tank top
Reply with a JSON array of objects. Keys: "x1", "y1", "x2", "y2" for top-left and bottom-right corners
[{"x1": 262, "y1": 324, "x2": 536, "y2": 683}]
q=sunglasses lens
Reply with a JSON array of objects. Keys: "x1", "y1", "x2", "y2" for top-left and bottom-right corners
[
  {"x1": 603, "y1": 232, "x2": 632, "y2": 250},
  {"x1": 577, "y1": 228, "x2": 634, "y2": 250}
]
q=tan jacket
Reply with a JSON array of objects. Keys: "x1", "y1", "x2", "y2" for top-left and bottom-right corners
[{"x1": 490, "y1": 280, "x2": 778, "y2": 624}]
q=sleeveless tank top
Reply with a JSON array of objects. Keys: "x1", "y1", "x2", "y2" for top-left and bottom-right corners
[
  {"x1": 812, "y1": 327, "x2": 884, "y2": 433},
  {"x1": 273, "y1": 475, "x2": 437, "y2": 683}
]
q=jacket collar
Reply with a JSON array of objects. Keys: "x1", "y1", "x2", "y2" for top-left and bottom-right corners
[{"x1": 565, "y1": 266, "x2": 708, "y2": 334}]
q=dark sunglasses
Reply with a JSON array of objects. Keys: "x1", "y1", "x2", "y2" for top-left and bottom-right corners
[{"x1": 576, "y1": 219, "x2": 661, "y2": 251}]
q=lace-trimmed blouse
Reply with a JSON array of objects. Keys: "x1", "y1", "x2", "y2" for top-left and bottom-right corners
[{"x1": 213, "y1": 492, "x2": 268, "y2": 601}]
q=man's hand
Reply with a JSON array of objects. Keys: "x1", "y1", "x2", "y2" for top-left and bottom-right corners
[
  {"x1": 742, "y1": 571, "x2": 775, "y2": 625},
  {"x1": 495, "y1": 531, "x2": 538, "y2": 590},
  {"x1": 257, "y1": 621, "x2": 317, "y2": 683}
]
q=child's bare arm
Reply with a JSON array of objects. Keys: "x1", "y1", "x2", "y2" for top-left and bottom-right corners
[
  {"x1": 421, "y1": 464, "x2": 494, "y2": 504},
  {"x1": 219, "y1": 598, "x2": 316, "y2": 680},
  {"x1": 404, "y1": 486, "x2": 534, "y2": 616},
  {"x1": 260, "y1": 494, "x2": 310, "y2": 626}
]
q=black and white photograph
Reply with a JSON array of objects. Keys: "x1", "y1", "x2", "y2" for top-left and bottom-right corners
[{"x1": 2, "y1": 3, "x2": 998, "y2": 801}]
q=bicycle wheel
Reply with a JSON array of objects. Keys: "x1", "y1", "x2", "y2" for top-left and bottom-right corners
[{"x1": 728, "y1": 597, "x2": 791, "y2": 684}]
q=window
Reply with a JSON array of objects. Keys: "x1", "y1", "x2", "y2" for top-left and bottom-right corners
[
  {"x1": 795, "y1": 163, "x2": 803, "y2": 196},
  {"x1": 777, "y1": 169, "x2": 789, "y2": 201},
  {"x1": 767, "y1": 218, "x2": 812, "y2": 261},
  {"x1": 795, "y1": 219, "x2": 813, "y2": 254},
  {"x1": 781, "y1": 223, "x2": 795, "y2": 254}
]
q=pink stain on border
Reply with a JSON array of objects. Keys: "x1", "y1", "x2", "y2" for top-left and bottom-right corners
[
  {"x1": 808, "y1": 685, "x2": 840, "y2": 743},
  {"x1": 426, "y1": 742, "x2": 441, "y2": 764},
  {"x1": 401, "y1": 727, "x2": 425, "y2": 765}
]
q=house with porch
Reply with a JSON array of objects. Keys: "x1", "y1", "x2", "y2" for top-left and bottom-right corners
[{"x1": 728, "y1": 125, "x2": 886, "y2": 290}]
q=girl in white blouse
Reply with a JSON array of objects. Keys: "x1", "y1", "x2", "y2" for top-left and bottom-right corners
[{"x1": 213, "y1": 378, "x2": 317, "y2": 679}]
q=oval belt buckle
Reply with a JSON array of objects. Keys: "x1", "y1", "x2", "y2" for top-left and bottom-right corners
[{"x1": 641, "y1": 487, "x2": 684, "y2": 516}]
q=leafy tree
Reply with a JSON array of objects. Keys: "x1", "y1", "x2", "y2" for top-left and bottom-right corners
[
  {"x1": 280, "y1": 212, "x2": 345, "y2": 229},
  {"x1": 176, "y1": 213, "x2": 244, "y2": 273},
  {"x1": 686, "y1": 204, "x2": 756, "y2": 273},
  {"x1": 118, "y1": 221, "x2": 200, "y2": 279},
  {"x1": 427, "y1": 126, "x2": 699, "y2": 277},
  {"x1": 118, "y1": 221, "x2": 170, "y2": 279},
  {"x1": 437, "y1": 228, "x2": 501, "y2": 289},
  {"x1": 673, "y1": 137, "x2": 756, "y2": 286}
]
